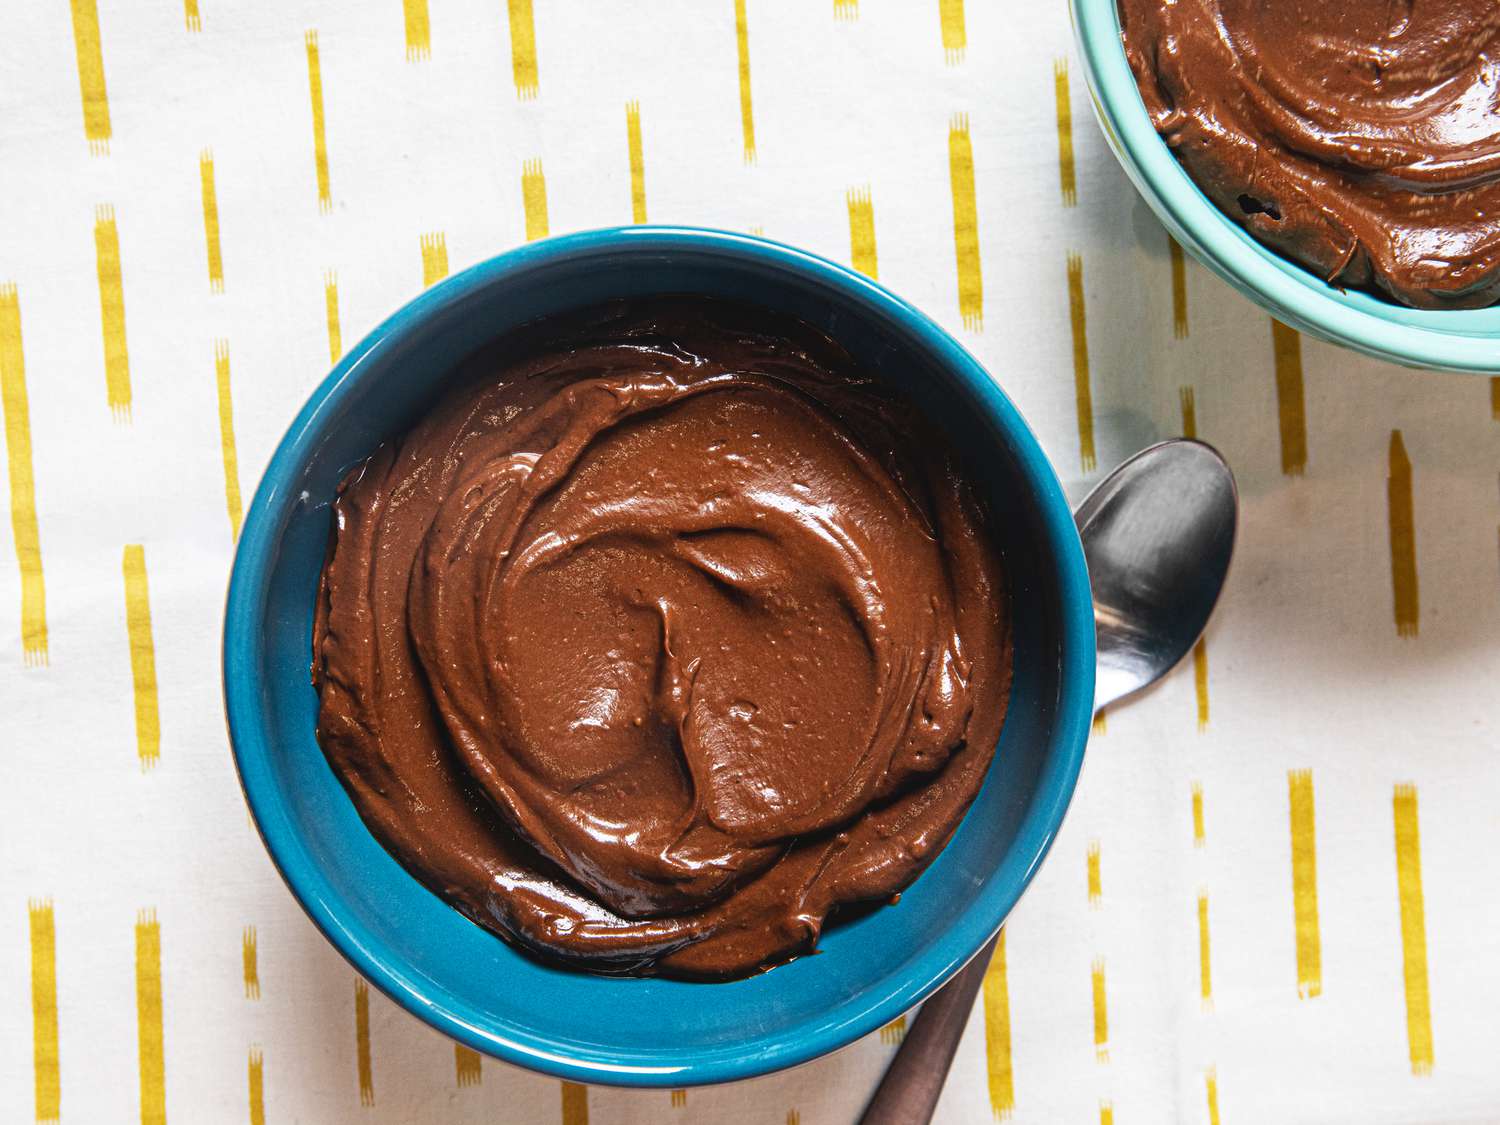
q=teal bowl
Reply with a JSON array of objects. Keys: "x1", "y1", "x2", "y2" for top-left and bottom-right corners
[
  {"x1": 223, "y1": 227, "x2": 1095, "y2": 1087},
  {"x1": 1072, "y1": 0, "x2": 1500, "y2": 374}
]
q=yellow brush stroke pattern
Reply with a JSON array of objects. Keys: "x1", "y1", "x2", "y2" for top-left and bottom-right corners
[
  {"x1": 1100, "y1": 1104, "x2": 1113, "y2": 1125},
  {"x1": 184, "y1": 0, "x2": 200, "y2": 32},
  {"x1": 834, "y1": 0, "x2": 857, "y2": 19},
  {"x1": 626, "y1": 102, "x2": 648, "y2": 224},
  {"x1": 1180, "y1": 385, "x2": 1197, "y2": 439},
  {"x1": 1491, "y1": 376, "x2": 1499, "y2": 420},
  {"x1": 1270, "y1": 320, "x2": 1307, "y2": 476},
  {"x1": 949, "y1": 116, "x2": 983, "y2": 331},
  {"x1": 787, "y1": 1112, "x2": 801, "y2": 1125},
  {"x1": 939, "y1": 0, "x2": 966, "y2": 63},
  {"x1": 561, "y1": 1081, "x2": 589, "y2": 1125},
  {"x1": 215, "y1": 341, "x2": 243, "y2": 542},
  {"x1": 0, "y1": 285, "x2": 48, "y2": 664},
  {"x1": 670, "y1": 1089, "x2": 686, "y2": 1108},
  {"x1": 1287, "y1": 769, "x2": 1322, "y2": 999},
  {"x1": 879, "y1": 1016, "x2": 906, "y2": 1044},
  {"x1": 1388, "y1": 430, "x2": 1419, "y2": 637},
  {"x1": 404, "y1": 0, "x2": 431, "y2": 60},
  {"x1": 324, "y1": 271, "x2": 342, "y2": 364},
  {"x1": 1066, "y1": 253, "x2": 1096, "y2": 471},
  {"x1": 306, "y1": 32, "x2": 332, "y2": 212},
  {"x1": 242, "y1": 925, "x2": 259, "y2": 999},
  {"x1": 1087, "y1": 841, "x2": 1101, "y2": 905},
  {"x1": 1197, "y1": 891, "x2": 1213, "y2": 1007},
  {"x1": 1091, "y1": 958, "x2": 1109, "y2": 1062},
  {"x1": 94, "y1": 206, "x2": 132, "y2": 418},
  {"x1": 508, "y1": 0, "x2": 539, "y2": 99},
  {"x1": 355, "y1": 978, "x2": 374, "y2": 1105},
  {"x1": 1192, "y1": 783, "x2": 1205, "y2": 847},
  {"x1": 122, "y1": 546, "x2": 160, "y2": 769},
  {"x1": 1206, "y1": 1069, "x2": 1221, "y2": 1125},
  {"x1": 983, "y1": 929, "x2": 1014, "y2": 1119},
  {"x1": 30, "y1": 899, "x2": 60, "y2": 1122},
  {"x1": 735, "y1": 0, "x2": 756, "y2": 162},
  {"x1": 248, "y1": 1048, "x2": 265, "y2": 1125},
  {"x1": 1169, "y1": 237, "x2": 1188, "y2": 337},
  {"x1": 1092, "y1": 708, "x2": 1106, "y2": 734},
  {"x1": 1053, "y1": 60, "x2": 1076, "y2": 207},
  {"x1": 136, "y1": 909, "x2": 165, "y2": 1125},
  {"x1": 523, "y1": 160, "x2": 549, "y2": 242},
  {"x1": 69, "y1": 0, "x2": 112, "y2": 152},
  {"x1": 200, "y1": 150, "x2": 224, "y2": 293},
  {"x1": 455, "y1": 1044, "x2": 481, "y2": 1087},
  {"x1": 1393, "y1": 784, "x2": 1433, "y2": 1074},
  {"x1": 847, "y1": 188, "x2": 877, "y2": 279},
  {"x1": 420, "y1": 232, "x2": 449, "y2": 288}
]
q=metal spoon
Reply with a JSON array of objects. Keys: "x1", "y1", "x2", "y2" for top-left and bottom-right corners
[{"x1": 858, "y1": 438, "x2": 1237, "y2": 1125}]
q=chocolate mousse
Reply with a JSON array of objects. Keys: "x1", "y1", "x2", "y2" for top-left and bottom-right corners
[
  {"x1": 312, "y1": 299, "x2": 1012, "y2": 979},
  {"x1": 1119, "y1": 0, "x2": 1500, "y2": 309}
]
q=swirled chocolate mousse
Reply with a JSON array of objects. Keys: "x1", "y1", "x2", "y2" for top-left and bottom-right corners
[
  {"x1": 312, "y1": 299, "x2": 1011, "y2": 979},
  {"x1": 1119, "y1": 0, "x2": 1500, "y2": 308}
]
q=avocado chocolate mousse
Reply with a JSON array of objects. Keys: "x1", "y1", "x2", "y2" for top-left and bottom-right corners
[{"x1": 312, "y1": 299, "x2": 1012, "y2": 979}]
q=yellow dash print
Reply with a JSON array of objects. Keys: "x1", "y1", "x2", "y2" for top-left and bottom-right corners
[
  {"x1": 847, "y1": 188, "x2": 878, "y2": 279},
  {"x1": 122, "y1": 546, "x2": 160, "y2": 770},
  {"x1": 949, "y1": 116, "x2": 983, "y2": 332},
  {"x1": 626, "y1": 102, "x2": 648, "y2": 224},
  {"x1": 248, "y1": 1048, "x2": 265, "y2": 1125},
  {"x1": 355, "y1": 978, "x2": 374, "y2": 1105},
  {"x1": 30, "y1": 899, "x2": 60, "y2": 1123},
  {"x1": 939, "y1": 0, "x2": 966, "y2": 63},
  {"x1": 1066, "y1": 253, "x2": 1096, "y2": 471},
  {"x1": 455, "y1": 1044, "x2": 481, "y2": 1087},
  {"x1": 1287, "y1": 769, "x2": 1322, "y2": 999},
  {"x1": 1180, "y1": 385, "x2": 1197, "y2": 439},
  {"x1": 1197, "y1": 891, "x2": 1213, "y2": 1008},
  {"x1": 200, "y1": 151, "x2": 225, "y2": 293},
  {"x1": 136, "y1": 910, "x2": 166, "y2": 1125},
  {"x1": 787, "y1": 1112, "x2": 801, "y2": 1125},
  {"x1": 324, "y1": 271, "x2": 342, "y2": 364},
  {"x1": 1087, "y1": 841, "x2": 1101, "y2": 905},
  {"x1": 1053, "y1": 60, "x2": 1077, "y2": 207},
  {"x1": 879, "y1": 1016, "x2": 906, "y2": 1044},
  {"x1": 1270, "y1": 320, "x2": 1308, "y2": 476},
  {"x1": 242, "y1": 925, "x2": 259, "y2": 999},
  {"x1": 670, "y1": 1089, "x2": 687, "y2": 1108},
  {"x1": 735, "y1": 0, "x2": 756, "y2": 163},
  {"x1": 305, "y1": 31, "x2": 332, "y2": 212},
  {"x1": 214, "y1": 341, "x2": 243, "y2": 541},
  {"x1": 1192, "y1": 639, "x2": 1210, "y2": 730},
  {"x1": 420, "y1": 232, "x2": 449, "y2": 288},
  {"x1": 522, "y1": 160, "x2": 549, "y2": 242},
  {"x1": 1091, "y1": 958, "x2": 1109, "y2": 1062},
  {"x1": 561, "y1": 1081, "x2": 589, "y2": 1125},
  {"x1": 404, "y1": 0, "x2": 431, "y2": 61},
  {"x1": 1388, "y1": 430, "x2": 1420, "y2": 637},
  {"x1": 1205, "y1": 1068, "x2": 1221, "y2": 1125},
  {"x1": 184, "y1": 0, "x2": 200, "y2": 32},
  {"x1": 507, "y1": 0, "x2": 539, "y2": 99},
  {"x1": 1100, "y1": 1103, "x2": 1114, "y2": 1125},
  {"x1": 0, "y1": 286, "x2": 48, "y2": 665},
  {"x1": 1092, "y1": 707, "x2": 1106, "y2": 735},
  {"x1": 983, "y1": 929, "x2": 1014, "y2": 1120},
  {"x1": 1393, "y1": 784, "x2": 1433, "y2": 1075},
  {"x1": 94, "y1": 206, "x2": 132, "y2": 418},
  {"x1": 834, "y1": 0, "x2": 857, "y2": 19},
  {"x1": 1490, "y1": 376, "x2": 1499, "y2": 420},
  {"x1": 1169, "y1": 237, "x2": 1188, "y2": 337},
  {"x1": 1192, "y1": 783, "x2": 1205, "y2": 847},
  {"x1": 69, "y1": 0, "x2": 112, "y2": 152}
]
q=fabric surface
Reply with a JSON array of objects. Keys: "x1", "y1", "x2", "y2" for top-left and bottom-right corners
[{"x1": 4, "y1": 2, "x2": 1499, "y2": 1122}]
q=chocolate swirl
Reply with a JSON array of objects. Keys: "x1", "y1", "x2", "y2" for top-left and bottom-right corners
[{"x1": 313, "y1": 300, "x2": 1010, "y2": 978}]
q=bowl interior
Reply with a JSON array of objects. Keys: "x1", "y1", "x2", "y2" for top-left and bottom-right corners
[
  {"x1": 1071, "y1": 0, "x2": 1500, "y2": 372},
  {"x1": 225, "y1": 229, "x2": 1093, "y2": 1086}
]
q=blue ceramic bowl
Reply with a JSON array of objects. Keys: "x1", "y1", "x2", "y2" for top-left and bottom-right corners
[
  {"x1": 223, "y1": 227, "x2": 1095, "y2": 1087},
  {"x1": 1072, "y1": 0, "x2": 1500, "y2": 374}
]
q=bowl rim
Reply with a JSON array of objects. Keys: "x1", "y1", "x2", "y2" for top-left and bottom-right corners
[
  {"x1": 1071, "y1": 0, "x2": 1500, "y2": 374},
  {"x1": 222, "y1": 225, "x2": 1097, "y2": 1087}
]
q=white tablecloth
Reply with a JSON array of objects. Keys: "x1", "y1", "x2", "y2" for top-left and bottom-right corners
[{"x1": 4, "y1": 2, "x2": 1499, "y2": 1122}]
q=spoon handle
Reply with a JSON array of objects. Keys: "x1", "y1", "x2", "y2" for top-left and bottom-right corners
[{"x1": 857, "y1": 932, "x2": 999, "y2": 1125}]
